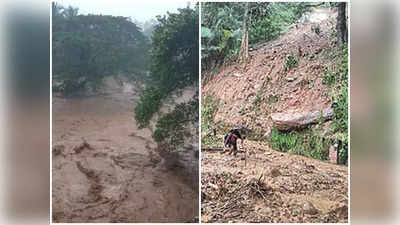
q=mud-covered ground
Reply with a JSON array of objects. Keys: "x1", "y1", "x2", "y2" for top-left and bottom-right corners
[
  {"x1": 52, "y1": 78, "x2": 198, "y2": 222},
  {"x1": 202, "y1": 8, "x2": 338, "y2": 132},
  {"x1": 201, "y1": 8, "x2": 348, "y2": 223},
  {"x1": 201, "y1": 140, "x2": 348, "y2": 223}
]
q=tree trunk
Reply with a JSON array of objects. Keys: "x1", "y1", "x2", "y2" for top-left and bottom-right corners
[
  {"x1": 238, "y1": 2, "x2": 250, "y2": 64},
  {"x1": 337, "y1": 2, "x2": 347, "y2": 47}
]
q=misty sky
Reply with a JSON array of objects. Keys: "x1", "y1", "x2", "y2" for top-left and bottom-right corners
[{"x1": 55, "y1": 0, "x2": 191, "y2": 22}]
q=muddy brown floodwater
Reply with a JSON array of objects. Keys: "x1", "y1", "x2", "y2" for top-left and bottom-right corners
[{"x1": 52, "y1": 79, "x2": 198, "y2": 222}]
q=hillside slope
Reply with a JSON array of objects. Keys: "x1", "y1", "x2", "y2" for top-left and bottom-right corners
[
  {"x1": 203, "y1": 8, "x2": 339, "y2": 135},
  {"x1": 201, "y1": 8, "x2": 348, "y2": 223}
]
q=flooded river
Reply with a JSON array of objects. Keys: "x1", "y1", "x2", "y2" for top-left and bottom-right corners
[{"x1": 52, "y1": 78, "x2": 198, "y2": 222}]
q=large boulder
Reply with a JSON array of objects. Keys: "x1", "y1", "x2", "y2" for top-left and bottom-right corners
[{"x1": 271, "y1": 108, "x2": 334, "y2": 131}]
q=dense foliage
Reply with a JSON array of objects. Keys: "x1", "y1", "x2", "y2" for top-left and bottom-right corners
[
  {"x1": 153, "y1": 96, "x2": 199, "y2": 148},
  {"x1": 52, "y1": 2, "x2": 150, "y2": 95},
  {"x1": 135, "y1": 6, "x2": 199, "y2": 128},
  {"x1": 134, "y1": 87, "x2": 162, "y2": 128},
  {"x1": 150, "y1": 7, "x2": 199, "y2": 93},
  {"x1": 201, "y1": 2, "x2": 316, "y2": 71},
  {"x1": 331, "y1": 46, "x2": 348, "y2": 134},
  {"x1": 201, "y1": 95, "x2": 224, "y2": 147},
  {"x1": 331, "y1": 45, "x2": 349, "y2": 162},
  {"x1": 201, "y1": 2, "x2": 245, "y2": 69}
]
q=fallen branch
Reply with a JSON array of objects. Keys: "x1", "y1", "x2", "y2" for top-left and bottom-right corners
[
  {"x1": 202, "y1": 147, "x2": 247, "y2": 154},
  {"x1": 201, "y1": 147, "x2": 224, "y2": 152}
]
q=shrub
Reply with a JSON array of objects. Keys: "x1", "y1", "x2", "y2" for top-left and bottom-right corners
[
  {"x1": 331, "y1": 46, "x2": 348, "y2": 133},
  {"x1": 322, "y1": 71, "x2": 336, "y2": 86},
  {"x1": 134, "y1": 87, "x2": 162, "y2": 128},
  {"x1": 153, "y1": 97, "x2": 198, "y2": 149},
  {"x1": 269, "y1": 128, "x2": 302, "y2": 152},
  {"x1": 284, "y1": 54, "x2": 298, "y2": 71},
  {"x1": 269, "y1": 128, "x2": 330, "y2": 161},
  {"x1": 201, "y1": 95, "x2": 220, "y2": 147}
]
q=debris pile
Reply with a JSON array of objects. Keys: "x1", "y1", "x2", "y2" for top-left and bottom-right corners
[{"x1": 201, "y1": 141, "x2": 348, "y2": 223}]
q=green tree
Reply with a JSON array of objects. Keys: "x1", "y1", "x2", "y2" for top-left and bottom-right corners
[
  {"x1": 134, "y1": 87, "x2": 162, "y2": 128},
  {"x1": 150, "y1": 6, "x2": 199, "y2": 94},
  {"x1": 134, "y1": 5, "x2": 199, "y2": 128},
  {"x1": 52, "y1": 2, "x2": 150, "y2": 95},
  {"x1": 201, "y1": 2, "x2": 314, "y2": 71}
]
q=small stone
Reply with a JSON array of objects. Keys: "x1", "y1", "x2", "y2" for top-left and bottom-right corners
[
  {"x1": 286, "y1": 76, "x2": 297, "y2": 82},
  {"x1": 329, "y1": 203, "x2": 348, "y2": 218},
  {"x1": 270, "y1": 168, "x2": 281, "y2": 177},
  {"x1": 53, "y1": 144, "x2": 65, "y2": 156},
  {"x1": 303, "y1": 201, "x2": 319, "y2": 215}
]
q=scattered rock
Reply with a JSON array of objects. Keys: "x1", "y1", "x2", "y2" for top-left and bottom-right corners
[
  {"x1": 286, "y1": 76, "x2": 297, "y2": 82},
  {"x1": 329, "y1": 203, "x2": 348, "y2": 219},
  {"x1": 53, "y1": 144, "x2": 65, "y2": 156},
  {"x1": 202, "y1": 215, "x2": 213, "y2": 223},
  {"x1": 262, "y1": 129, "x2": 271, "y2": 139},
  {"x1": 270, "y1": 168, "x2": 281, "y2": 177},
  {"x1": 302, "y1": 201, "x2": 319, "y2": 215},
  {"x1": 208, "y1": 183, "x2": 219, "y2": 190},
  {"x1": 73, "y1": 139, "x2": 93, "y2": 154},
  {"x1": 271, "y1": 108, "x2": 334, "y2": 131}
]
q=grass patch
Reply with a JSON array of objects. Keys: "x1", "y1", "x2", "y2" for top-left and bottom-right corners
[
  {"x1": 269, "y1": 128, "x2": 331, "y2": 161},
  {"x1": 266, "y1": 95, "x2": 279, "y2": 104},
  {"x1": 269, "y1": 128, "x2": 303, "y2": 152},
  {"x1": 253, "y1": 90, "x2": 263, "y2": 107},
  {"x1": 322, "y1": 71, "x2": 336, "y2": 86},
  {"x1": 201, "y1": 95, "x2": 220, "y2": 147},
  {"x1": 284, "y1": 54, "x2": 298, "y2": 71}
]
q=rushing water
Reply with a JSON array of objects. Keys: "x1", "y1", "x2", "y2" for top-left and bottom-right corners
[{"x1": 52, "y1": 77, "x2": 198, "y2": 222}]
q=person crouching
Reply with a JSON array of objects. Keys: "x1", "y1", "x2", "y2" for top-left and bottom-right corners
[{"x1": 223, "y1": 129, "x2": 244, "y2": 156}]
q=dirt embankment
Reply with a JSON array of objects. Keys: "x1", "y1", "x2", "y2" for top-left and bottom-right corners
[
  {"x1": 203, "y1": 8, "x2": 338, "y2": 134},
  {"x1": 52, "y1": 77, "x2": 198, "y2": 222}
]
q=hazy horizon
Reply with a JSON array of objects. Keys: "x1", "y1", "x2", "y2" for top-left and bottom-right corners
[{"x1": 54, "y1": 0, "x2": 192, "y2": 22}]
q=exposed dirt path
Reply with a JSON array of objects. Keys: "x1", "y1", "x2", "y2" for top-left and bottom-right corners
[
  {"x1": 201, "y1": 140, "x2": 348, "y2": 223},
  {"x1": 52, "y1": 78, "x2": 198, "y2": 222}
]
